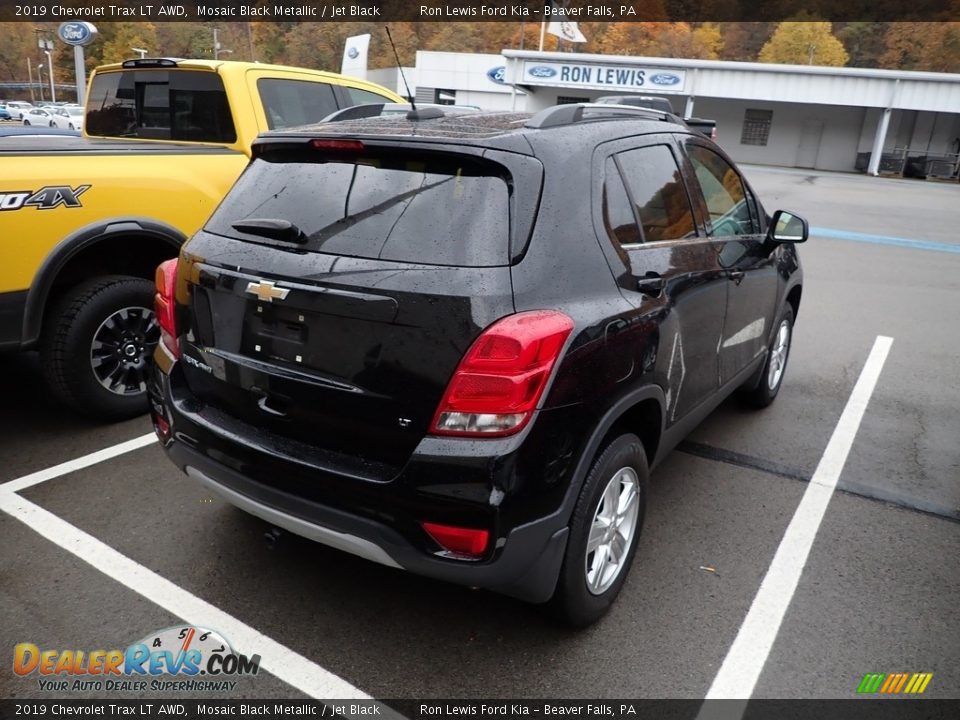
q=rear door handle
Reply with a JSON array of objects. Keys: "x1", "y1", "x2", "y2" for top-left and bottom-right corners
[
  {"x1": 728, "y1": 270, "x2": 745, "y2": 284},
  {"x1": 636, "y1": 274, "x2": 665, "y2": 296}
]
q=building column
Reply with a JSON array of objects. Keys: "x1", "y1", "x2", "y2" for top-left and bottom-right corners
[
  {"x1": 684, "y1": 96, "x2": 695, "y2": 119},
  {"x1": 867, "y1": 107, "x2": 893, "y2": 176}
]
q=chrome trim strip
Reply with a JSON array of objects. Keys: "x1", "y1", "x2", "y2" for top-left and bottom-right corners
[{"x1": 185, "y1": 466, "x2": 404, "y2": 570}]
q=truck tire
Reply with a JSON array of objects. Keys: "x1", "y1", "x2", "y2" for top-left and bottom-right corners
[{"x1": 40, "y1": 276, "x2": 158, "y2": 421}]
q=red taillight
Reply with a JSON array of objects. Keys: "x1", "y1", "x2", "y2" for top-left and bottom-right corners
[
  {"x1": 154, "y1": 258, "x2": 179, "y2": 359},
  {"x1": 421, "y1": 522, "x2": 490, "y2": 559},
  {"x1": 310, "y1": 139, "x2": 365, "y2": 152},
  {"x1": 154, "y1": 414, "x2": 171, "y2": 441},
  {"x1": 431, "y1": 310, "x2": 574, "y2": 438}
]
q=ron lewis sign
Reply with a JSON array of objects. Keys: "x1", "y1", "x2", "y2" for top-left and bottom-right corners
[{"x1": 521, "y1": 61, "x2": 686, "y2": 93}]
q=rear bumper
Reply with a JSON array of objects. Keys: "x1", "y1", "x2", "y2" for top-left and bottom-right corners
[{"x1": 151, "y1": 364, "x2": 570, "y2": 603}]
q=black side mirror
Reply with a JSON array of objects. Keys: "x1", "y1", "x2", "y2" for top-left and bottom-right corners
[{"x1": 768, "y1": 210, "x2": 808, "y2": 243}]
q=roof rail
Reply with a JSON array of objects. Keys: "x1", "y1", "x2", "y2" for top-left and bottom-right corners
[{"x1": 524, "y1": 103, "x2": 680, "y2": 129}]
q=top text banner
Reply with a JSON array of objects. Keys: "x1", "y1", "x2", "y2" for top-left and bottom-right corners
[{"x1": 1, "y1": 0, "x2": 955, "y2": 22}]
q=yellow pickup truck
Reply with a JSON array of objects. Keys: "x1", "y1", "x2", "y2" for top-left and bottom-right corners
[{"x1": 0, "y1": 58, "x2": 401, "y2": 419}]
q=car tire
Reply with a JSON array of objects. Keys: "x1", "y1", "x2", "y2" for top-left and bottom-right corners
[
  {"x1": 49, "y1": 121, "x2": 55, "y2": 127},
  {"x1": 40, "y1": 276, "x2": 159, "y2": 421},
  {"x1": 549, "y1": 433, "x2": 648, "y2": 627},
  {"x1": 23, "y1": 119, "x2": 30, "y2": 126},
  {"x1": 744, "y1": 304, "x2": 795, "y2": 408}
]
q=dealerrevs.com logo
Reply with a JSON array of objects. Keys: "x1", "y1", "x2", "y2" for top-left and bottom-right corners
[{"x1": 14, "y1": 626, "x2": 261, "y2": 693}]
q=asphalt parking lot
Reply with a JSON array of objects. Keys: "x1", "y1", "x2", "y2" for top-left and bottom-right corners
[{"x1": 1, "y1": 166, "x2": 958, "y2": 703}]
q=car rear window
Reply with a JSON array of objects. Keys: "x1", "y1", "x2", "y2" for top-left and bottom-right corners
[
  {"x1": 205, "y1": 152, "x2": 511, "y2": 267},
  {"x1": 85, "y1": 70, "x2": 236, "y2": 143}
]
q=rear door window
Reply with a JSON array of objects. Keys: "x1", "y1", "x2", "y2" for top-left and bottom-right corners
[
  {"x1": 206, "y1": 152, "x2": 512, "y2": 267},
  {"x1": 85, "y1": 70, "x2": 236, "y2": 142},
  {"x1": 347, "y1": 87, "x2": 395, "y2": 106},
  {"x1": 257, "y1": 78, "x2": 339, "y2": 130},
  {"x1": 616, "y1": 145, "x2": 697, "y2": 242}
]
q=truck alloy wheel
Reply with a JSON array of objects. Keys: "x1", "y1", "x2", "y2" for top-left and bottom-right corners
[{"x1": 40, "y1": 276, "x2": 158, "y2": 420}]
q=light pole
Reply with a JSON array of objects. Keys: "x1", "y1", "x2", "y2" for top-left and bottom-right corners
[
  {"x1": 44, "y1": 50, "x2": 56, "y2": 103},
  {"x1": 27, "y1": 60, "x2": 35, "y2": 103},
  {"x1": 36, "y1": 64, "x2": 45, "y2": 103},
  {"x1": 35, "y1": 31, "x2": 56, "y2": 104},
  {"x1": 212, "y1": 28, "x2": 232, "y2": 60},
  {"x1": 131, "y1": 47, "x2": 148, "y2": 59}
]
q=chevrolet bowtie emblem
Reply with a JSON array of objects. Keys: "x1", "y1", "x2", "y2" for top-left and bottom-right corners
[{"x1": 245, "y1": 280, "x2": 290, "y2": 303}]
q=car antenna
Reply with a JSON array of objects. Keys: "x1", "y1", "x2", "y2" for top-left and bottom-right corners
[{"x1": 384, "y1": 25, "x2": 416, "y2": 112}]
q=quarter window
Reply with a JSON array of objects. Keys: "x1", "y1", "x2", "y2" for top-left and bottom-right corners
[
  {"x1": 686, "y1": 144, "x2": 757, "y2": 236},
  {"x1": 616, "y1": 145, "x2": 697, "y2": 242},
  {"x1": 602, "y1": 158, "x2": 642, "y2": 246}
]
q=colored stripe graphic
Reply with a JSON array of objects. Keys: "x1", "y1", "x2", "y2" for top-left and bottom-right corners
[
  {"x1": 914, "y1": 673, "x2": 933, "y2": 694},
  {"x1": 857, "y1": 672, "x2": 932, "y2": 694},
  {"x1": 857, "y1": 673, "x2": 885, "y2": 693},
  {"x1": 880, "y1": 674, "x2": 898, "y2": 693}
]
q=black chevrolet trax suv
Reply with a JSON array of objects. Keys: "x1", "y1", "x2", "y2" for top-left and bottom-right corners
[{"x1": 150, "y1": 104, "x2": 806, "y2": 626}]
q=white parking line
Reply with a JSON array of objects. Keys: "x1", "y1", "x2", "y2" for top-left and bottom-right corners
[
  {"x1": 0, "y1": 488, "x2": 374, "y2": 702},
  {"x1": 703, "y1": 335, "x2": 894, "y2": 703},
  {"x1": 1, "y1": 432, "x2": 157, "y2": 493},
  {"x1": 0, "y1": 431, "x2": 395, "y2": 712}
]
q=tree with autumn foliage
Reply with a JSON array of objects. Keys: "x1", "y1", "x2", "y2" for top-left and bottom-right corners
[
  {"x1": 880, "y1": 22, "x2": 960, "y2": 73},
  {"x1": 759, "y1": 19, "x2": 849, "y2": 66},
  {"x1": 0, "y1": 23, "x2": 41, "y2": 83},
  {"x1": 592, "y1": 22, "x2": 722, "y2": 59}
]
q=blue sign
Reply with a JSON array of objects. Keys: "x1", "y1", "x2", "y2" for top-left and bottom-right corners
[
  {"x1": 347, "y1": 46, "x2": 360, "y2": 60},
  {"x1": 528, "y1": 66, "x2": 557, "y2": 79},
  {"x1": 650, "y1": 73, "x2": 681, "y2": 87},
  {"x1": 487, "y1": 66, "x2": 506, "y2": 84},
  {"x1": 58, "y1": 22, "x2": 98, "y2": 47}
]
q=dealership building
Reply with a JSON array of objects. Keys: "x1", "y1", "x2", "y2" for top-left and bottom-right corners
[{"x1": 371, "y1": 50, "x2": 960, "y2": 178}]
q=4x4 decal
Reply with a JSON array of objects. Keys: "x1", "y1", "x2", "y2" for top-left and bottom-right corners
[{"x1": 0, "y1": 185, "x2": 91, "y2": 211}]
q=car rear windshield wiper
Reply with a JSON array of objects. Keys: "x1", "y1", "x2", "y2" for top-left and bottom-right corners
[{"x1": 231, "y1": 218, "x2": 307, "y2": 244}]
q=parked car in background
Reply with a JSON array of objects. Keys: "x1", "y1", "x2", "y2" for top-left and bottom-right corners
[
  {"x1": 21, "y1": 106, "x2": 53, "y2": 126},
  {"x1": 596, "y1": 95, "x2": 718, "y2": 140},
  {"x1": 5, "y1": 101, "x2": 34, "y2": 120},
  {"x1": 150, "y1": 102, "x2": 807, "y2": 626},
  {"x1": 322, "y1": 102, "x2": 481, "y2": 122},
  {"x1": 49, "y1": 105, "x2": 84, "y2": 131},
  {"x1": 0, "y1": 105, "x2": 12, "y2": 121}
]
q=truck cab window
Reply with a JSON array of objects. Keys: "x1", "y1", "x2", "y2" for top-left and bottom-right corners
[{"x1": 86, "y1": 70, "x2": 236, "y2": 143}]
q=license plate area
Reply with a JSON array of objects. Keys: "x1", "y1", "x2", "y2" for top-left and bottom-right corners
[{"x1": 241, "y1": 302, "x2": 309, "y2": 364}]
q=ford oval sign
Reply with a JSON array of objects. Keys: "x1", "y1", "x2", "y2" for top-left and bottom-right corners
[
  {"x1": 650, "y1": 73, "x2": 681, "y2": 87},
  {"x1": 487, "y1": 66, "x2": 506, "y2": 84},
  {"x1": 58, "y1": 22, "x2": 98, "y2": 47},
  {"x1": 528, "y1": 66, "x2": 557, "y2": 79}
]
